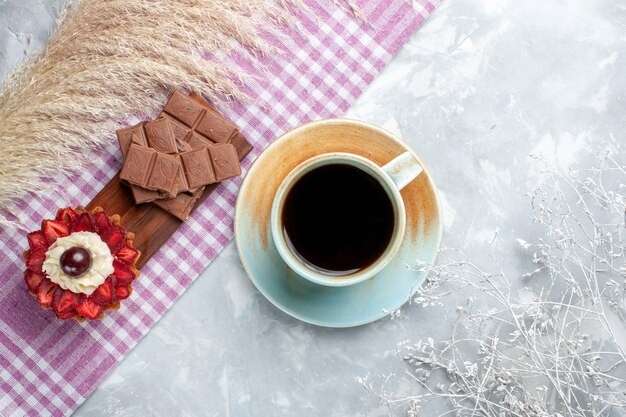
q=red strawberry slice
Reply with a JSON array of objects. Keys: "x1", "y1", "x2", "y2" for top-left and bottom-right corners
[
  {"x1": 71, "y1": 213, "x2": 95, "y2": 233},
  {"x1": 26, "y1": 249, "x2": 46, "y2": 273},
  {"x1": 115, "y1": 285, "x2": 131, "y2": 300},
  {"x1": 101, "y1": 227, "x2": 125, "y2": 254},
  {"x1": 56, "y1": 309, "x2": 78, "y2": 320},
  {"x1": 24, "y1": 269, "x2": 46, "y2": 292},
  {"x1": 37, "y1": 279, "x2": 57, "y2": 308},
  {"x1": 116, "y1": 245, "x2": 138, "y2": 265},
  {"x1": 76, "y1": 298, "x2": 102, "y2": 320},
  {"x1": 93, "y1": 211, "x2": 112, "y2": 233},
  {"x1": 42, "y1": 220, "x2": 70, "y2": 244},
  {"x1": 56, "y1": 207, "x2": 77, "y2": 224},
  {"x1": 90, "y1": 278, "x2": 113, "y2": 305},
  {"x1": 27, "y1": 231, "x2": 48, "y2": 253},
  {"x1": 112, "y1": 259, "x2": 136, "y2": 285},
  {"x1": 53, "y1": 289, "x2": 83, "y2": 313}
]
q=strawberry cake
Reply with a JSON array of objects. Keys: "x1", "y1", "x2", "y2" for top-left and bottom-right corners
[{"x1": 23, "y1": 206, "x2": 140, "y2": 320}]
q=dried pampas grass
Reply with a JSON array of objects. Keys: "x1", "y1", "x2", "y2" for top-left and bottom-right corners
[{"x1": 0, "y1": 0, "x2": 294, "y2": 217}]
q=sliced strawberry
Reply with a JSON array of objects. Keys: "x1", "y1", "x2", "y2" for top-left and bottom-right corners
[
  {"x1": 37, "y1": 279, "x2": 57, "y2": 308},
  {"x1": 116, "y1": 244, "x2": 138, "y2": 265},
  {"x1": 27, "y1": 231, "x2": 48, "y2": 253},
  {"x1": 92, "y1": 211, "x2": 112, "y2": 233},
  {"x1": 42, "y1": 220, "x2": 70, "y2": 244},
  {"x1": 53, "y1": 289, "x2": 83, "y2": 313},
  {"x1": 56, "y1": 309, "x2": 78, "y2": 320},
  {"x1": 90, "y1": 278, "x2": 113, "y2": 305},
  {"x1": 112, "y1": 259, "x2": 136, "y2": 285},
  {"x1": 115, "y1": 285, "x2": 131, "y2": 300},
  {"x1": 55, "y1": 207, "x2": 77, "y2": 224},
  {"x1": 76, "y1": 298, "x2": 102, "y2": 320},
  {"x1": 51, "y1": 289, "x2": 63, "y2": 312},
  {"x1": 26, "y1": 249, "x2": 46, "y2": 273},
  {"x1": 101, "y1": 227, "x2": 125, "y2": 254},
  {"x1": 71, "y1": 213, "x2": 95, "y2": 233},
  {"x1": 24, "y1": 269, "x2": 46, "y2": 292}
]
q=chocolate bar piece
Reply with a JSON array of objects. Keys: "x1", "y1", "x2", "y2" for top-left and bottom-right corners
[
  {"x1": 180, "y1": 149, "x2": 216, "y2": 189},
  {"x1": 145, "y1": 118, "x2": 178, "y2": 154},
  {"x1": 209, "y1": 144, "x2": 242, "y2": 181},
  {"x1": 117, "y1": 123, "x2": 148, "y2": 159},
  {"x1": 161, "y1": 90, "x2": 239, "y2": 145},
  {"x1": 116, "y1": 124, "x2": 162, "y2": 203},
  {"x1": 163, "y1": 90, "x2": 205, "y2": 127},
  {"x1": 146, "y1": 153, "x2": 181, "y2": 196},
  {"x1": 120, "y1": 144, "x2": 156, "y2": 186},
  {"x1": 195, "y1": 109, "x2": 236, "y2": 144}
]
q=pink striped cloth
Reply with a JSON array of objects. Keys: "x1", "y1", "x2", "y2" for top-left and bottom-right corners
[{"x1": 0, "y1": 1, "x2": 439, "y2": 415}]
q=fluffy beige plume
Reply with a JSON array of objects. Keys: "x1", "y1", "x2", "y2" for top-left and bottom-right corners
[{"x1": 0, "y1": 0, "x2": 294, "y2": 215}]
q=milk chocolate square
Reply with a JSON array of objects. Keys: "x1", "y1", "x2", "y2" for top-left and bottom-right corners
[
  {"x1": 145, "y1": 118, "x2": 178, "y2": 154},
  {"x1": 146, "y1": 153, "x2": 180, "y2": 196},
  {"x1": 208, "y1": 144, "x2": 241, "y2": 181},
  {"x1": 195, "y1": 110, "x2": 237, "y2": 144},
  {"x1": 180, "y1": 148, "x2": 216, "y2": 188},
  {"x1": 120, "y1": 144, "x2": 156, "y2": 186},
  {"x1": 163, "y1": 90, "x2": 204, "y2": 127},
  {"x1": 117, "y1": 123, "x2": 147, "y2": 158}
]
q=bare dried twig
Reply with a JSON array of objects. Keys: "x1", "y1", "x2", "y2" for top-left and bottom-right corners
[{"x1": 361, "y1": 152, "x2": 626, "y2": 417}]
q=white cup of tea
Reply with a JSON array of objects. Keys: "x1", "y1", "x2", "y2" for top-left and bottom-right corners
[{"x1": 270, "y1": 151, "x2": 423, "y2": 287}]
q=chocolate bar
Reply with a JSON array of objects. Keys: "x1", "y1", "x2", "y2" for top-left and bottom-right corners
[
  {"x1": 115, "y1": 89, "x2": 245, "y2": 220},
  {"x1": 161, "y1": 90, "x2": 239, "y2": 146},
  {"x1": 120, "y1": 120, "x2": 239, "y2": 196}
]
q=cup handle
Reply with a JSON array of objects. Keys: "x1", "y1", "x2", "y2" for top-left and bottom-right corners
[{"x1": 382, "y1": 151, "x2": 423, "y2": 191}]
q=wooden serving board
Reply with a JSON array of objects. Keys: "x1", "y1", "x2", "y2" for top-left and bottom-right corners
[{"x1": 86, "y1": 135, "x2": 253, "y2": 269}]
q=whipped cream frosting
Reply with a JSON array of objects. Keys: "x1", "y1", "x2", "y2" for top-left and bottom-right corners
[{"x1": 43, "y1": 232, "x2": 114, "y2": 296}]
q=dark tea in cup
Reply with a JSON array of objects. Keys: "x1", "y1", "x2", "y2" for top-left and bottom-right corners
[
  {"x1": 271, "y1": 151, "x2": 421, "y2": 287},
  {"x1": 281, "y1": 163, "x2": 395, "y2": 276}
]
